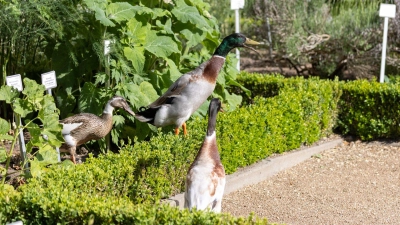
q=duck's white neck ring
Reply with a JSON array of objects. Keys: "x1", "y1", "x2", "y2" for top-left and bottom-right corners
[
  {"x1": 103, "y1": 103, "x2": 115, "y2": 114},
  {"x1": 214, "y1": 55, "x2": 226, "y2": 60}
]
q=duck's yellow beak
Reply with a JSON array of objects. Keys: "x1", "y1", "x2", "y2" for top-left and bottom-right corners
[
  {"x1": 245, "y1": 38, "x2": 260, "y2": 45},
  {"x1": 244, "y1": 38, "x2": 260, "y2": 55}
]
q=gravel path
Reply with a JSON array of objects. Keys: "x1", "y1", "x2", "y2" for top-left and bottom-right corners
[{"x1": 222, "y1": 139, "x2": 400, "y2": 224}]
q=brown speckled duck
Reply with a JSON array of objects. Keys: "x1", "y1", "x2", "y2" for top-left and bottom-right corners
[
  {"x1": 134, "y1": 33, "x2": 259, "y2": 135},
  {"x1": 184, "y1": 98, "x2": 225, "y2": 212},
  {"x1": 60, "y1": 96, "x2": 135, "y2": 164}
]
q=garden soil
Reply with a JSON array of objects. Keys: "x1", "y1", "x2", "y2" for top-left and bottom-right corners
[{"x1": 222, "y1": 138, "x2": 400, "y2": 225}]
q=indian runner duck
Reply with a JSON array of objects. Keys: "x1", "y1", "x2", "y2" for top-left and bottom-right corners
[
  {"x1": 59, "y1": 96, "x2": 135, "y2": 164},
  {"x1": 184, "y1": 98, "x2": 225, "y2": 212},
  {"x1": 134, "y1": 33, "x2": 259, "y2": 135}
]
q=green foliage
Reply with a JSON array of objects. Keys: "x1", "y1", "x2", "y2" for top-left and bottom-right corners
[
  {"x1": 223, "y1": 73, "x2": 341, "y2": 172},
  {"x1": 64, "y1": 0, "x2": 247, "y2": 145},
  {"x1": 0, "y1": 184, "x2": 21, "y2": 224},
  {"x1": 0, "y1": 164, "x2": 268, "y2": 224},
  {"x1": 1, "y1": 0, "x2": 246, "y2": 149},
  {"x1": 337, "y1": 80, "x2": 400, "y2": 140},
  {"x1": 2, "y1": 186, "x2": 268, "y2": 225},
  {"x1": 0, "y1": 74, "x2": 342, "y2": 223},
  {"x1": 0, "y1": 78, "x2": 63, "y2": 183}
]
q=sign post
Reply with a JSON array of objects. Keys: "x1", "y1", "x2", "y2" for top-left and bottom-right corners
[
  {"x1": 41, "y1": 71, "x2": 61, "y2": 162},
  {"x1": 104, "y1": 40, "x2": 111, "y2": 152},
  {"x1": 6, "y1": 74, "x2": 28, "y2": 169},
  {"x1": 379, "y1": 3, "x2": 396, "y2": 83},
  {"x1": 231, "y1": 0, "x2": 245, "y2": 71}
]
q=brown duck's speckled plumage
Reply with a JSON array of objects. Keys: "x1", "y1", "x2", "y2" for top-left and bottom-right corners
[
  {"x1": 59, "y1": 96, "x2": 135, "y2": 164},
  {"x1": 60, "y1": 113, "x2": 113, "y2": 146},
  {"x1": 185, "y1": 98, "x2": 225, "y2": 212}
]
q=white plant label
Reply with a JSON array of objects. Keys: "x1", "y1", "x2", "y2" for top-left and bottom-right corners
[
  {"x1": 6, "y1": 74, "x2": 23, "y2": 92},
  {"x1": 104, "y1": 40, "x2": 111, "y2": 55},
  {"x1": 379, "y1": 3, "x2": 396, "y2": 18},
  {"x1": 41, "y1": 71, "x2": 57, "y2": 89},
  {"x1": 231, "y1": 0, "x2": 244, "y2": 10}
]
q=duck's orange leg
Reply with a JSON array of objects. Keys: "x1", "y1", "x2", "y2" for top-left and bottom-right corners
[
  {"x1": 174, "y1": 127, "x2": 180, "y2": 135},
  {"x1": 182, "y1": 122, "x2": 187, "y2": 136},
  {"x1": 70, "y1": 146, "x2": 77, "y2": 164}
]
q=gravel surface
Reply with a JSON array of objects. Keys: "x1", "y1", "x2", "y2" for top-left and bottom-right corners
[{"x1": 222, "y1": 139, "x2": 400, "y2": 224}]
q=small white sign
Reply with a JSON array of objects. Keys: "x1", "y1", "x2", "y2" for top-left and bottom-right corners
[
  {"x1": 6, "y1": 74, "x2": 23, "y2": 92},
  {"x1": 379, "y1": 3, "x2": 396, "y2": 18},
  {"x1": 104, "y1": 40, "x2": 111, "y2": 55},
  {"x1": 41, "y1": 71, "x2": 57, "y2": 89},
  {"x1": 231, "y1": 0, "x2": 244, "y2": 10}
]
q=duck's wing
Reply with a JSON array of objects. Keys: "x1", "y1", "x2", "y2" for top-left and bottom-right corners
[
  {"x1": 59, "y1": 113, "x2": 96, "y2": 135},
  {"x1": 147, "y1": 62, "x2": 207, "y2": 108},
  {"x1": 147, "y1": 74, "x2": 191, "y2": 108}
]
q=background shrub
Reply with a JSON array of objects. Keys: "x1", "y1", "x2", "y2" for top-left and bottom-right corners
[{"x1": 337, "y1": 80, "x2": 400, "y2": 140}]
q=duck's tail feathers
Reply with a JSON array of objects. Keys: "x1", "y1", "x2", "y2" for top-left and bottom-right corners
[{"x1": 134, "y1": 107, "x2": 158, "y2": 125}]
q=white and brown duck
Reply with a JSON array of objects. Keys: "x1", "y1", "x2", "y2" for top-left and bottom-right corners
[
  {"x1": 184, "y1": 98, "x2": 225, "y2": 212},
  {"x1": 134, "y1": 33, "x2": 259, "y2": 135},
  {"x1": 59, "y1": 96, "x2": 135, "y2": 164}
]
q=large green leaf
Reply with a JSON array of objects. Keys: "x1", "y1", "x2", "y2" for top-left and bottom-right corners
[
  {"x1": 0, "y1": 85, "x2": 20, "y2": 104},
  {"x1": 165, "y1": 58, "x2": 181, "y2": 81},
  {"x1": 180, "y1": 29, "x2": 206, "y2": 49},
  {"x1": 124, "y1": 47, "x2": 145, "y2": 74},
  {"x1": 13, "y1": 99, "x2": 34, "y2": 117},
  {"x1": 144, "y1": 32, "x2": 179, "y2": 58},
  {"x1": 39, "y1": 96, "x2": 63, "y2": 147},
  {"x1": 125, "y1": 18, "x2": 148, "y2": 44},
  {"x1": 0, "y1": 118, "x2": 10, "y2": 135},
  {"x1": 118, "y1": 82, "x2": 140, "y2": 108},
  {"x1": 112, "y1": 115, "x2": 125, "y2": 126},
  {"x1": 156, "y1": 18, "x2": 173, "y2": 35},
  {"x1": 94, "y1": 7, "x2": 115, "y2": 26},
  {"x1": 172, "y1": 0, "x2": 209, "y2": 29},
  {"x1": 83, "y1": 0, "x2": 114, "y2": 26},
  {"x1": 22, "y1": 78, "x2": 45, "y2": 108},
  {"x1": 223, "y1": 89, "x2": 242, "y2": 112},
  {"x1": 107, "y1": 2, "x2": 138, "y2": 23},
  {"x1": 30, "y1": 145, "x2": 59, "y2": 178},
  {"x1": 0, "y1": 147, "x2": 6, "y2": 163},
  {"x1": 0, "y1": 118, "x2": 12, "y2": 141},
  {"x1": 150, "y1": 8, "x2": 170, "y2": 19},
  {"x1": 139, "y1": 81, "x2": 159, "y2": 106},
  {"x1": 26, "y1": 123, "x2": 42, "y2": 149},
  {"x1": 83, "y1": 0, "x2": 107, "y2": 9},
  {"x1": 121, "y1": 81, "x2": 159, "y2": 108}
]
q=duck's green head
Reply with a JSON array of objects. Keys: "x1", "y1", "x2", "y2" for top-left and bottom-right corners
[{"x1": 213, "y1": 33, "x2": 260, "y2": 57}]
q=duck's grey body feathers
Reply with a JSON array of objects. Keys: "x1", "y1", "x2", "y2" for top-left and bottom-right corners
[{"x1": 135, "y1": 56, "x2": 225, "y2": 131}]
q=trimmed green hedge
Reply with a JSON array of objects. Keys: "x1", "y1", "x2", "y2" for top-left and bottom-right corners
[
  {"x1": 1, "y1": 73, "x2": 342, "y2": 223},
  {"x1": 337, "y1": 79, "x2": 400, "y2": 140},
  {"x1": 237, "y1": 72, "x2": 400, "y2": 140},
  {"x1": 0, "y1": 185, "x2": 268, "y2": 224}
]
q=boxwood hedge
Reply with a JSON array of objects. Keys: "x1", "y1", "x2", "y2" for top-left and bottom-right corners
[
  {"x1": 4, "y1": 72, "x2": 398, "y2": 223},
  {"x1": 236, "y1": 72, "x2": 400, "y2": 140},
  {"x1": 337, "y1": 79, "x2": 400, "y2": 140}
]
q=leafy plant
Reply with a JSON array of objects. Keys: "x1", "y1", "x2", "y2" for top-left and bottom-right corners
[
  {"x1": 1, "y1": 0, "x2": 247, "y2": 150},
  {"x1": 75, "y1": 0, "x2": 246, "y2": 143},
  {"x1": 0, "y1": 78, "x2": 64, "y2": 183}
]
